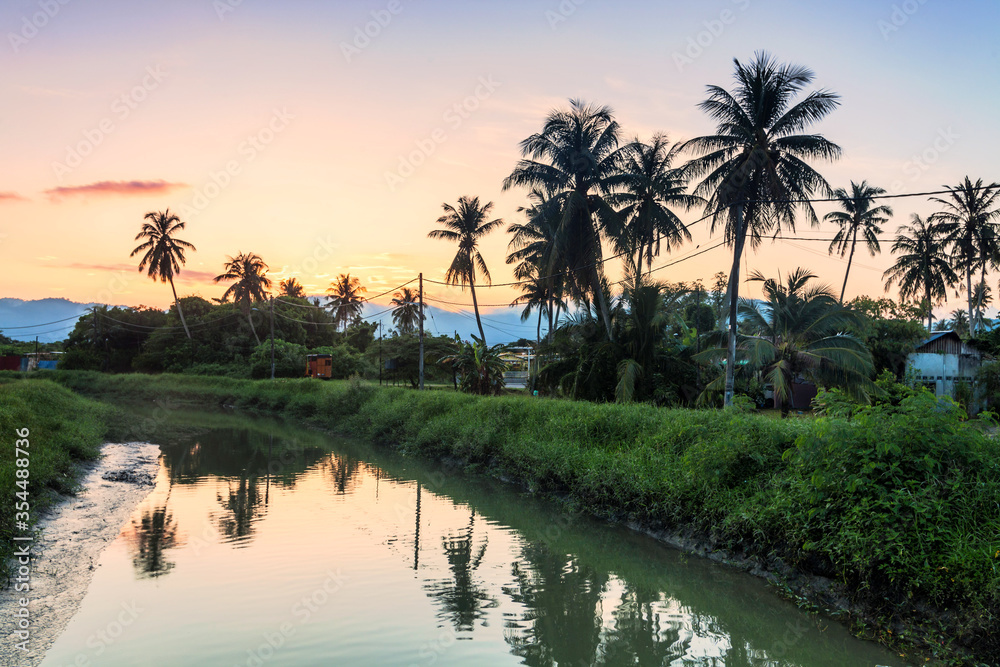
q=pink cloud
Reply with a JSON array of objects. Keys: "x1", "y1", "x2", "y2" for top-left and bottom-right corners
[
  {"x1": 0, "y1": 191, "x2": 27, "y2": 201},
  {"x1": 45, "y1": 180, "x2": 187, "y2": 200}
]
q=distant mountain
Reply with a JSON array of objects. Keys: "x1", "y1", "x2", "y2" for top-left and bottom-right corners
[
  {"x1": 0, "y1": 298, "x2": 95, "y2": 343},
  {"x1": 0, "y1": 297, "x2": 541, "y2": 345}
]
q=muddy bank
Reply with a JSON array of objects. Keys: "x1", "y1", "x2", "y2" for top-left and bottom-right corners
[{"x1": 0, "y1": 442, "x2": 160, "y2": 667}]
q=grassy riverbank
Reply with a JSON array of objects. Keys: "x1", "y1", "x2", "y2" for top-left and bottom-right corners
[
  {"x1": 0, "y1": 380, "x2": 119, "y2": 580},
  {"x1": 7, "y1": 370, "x2": 999, "y2": 665}
]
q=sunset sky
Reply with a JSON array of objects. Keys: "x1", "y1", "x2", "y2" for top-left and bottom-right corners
[{"x1": 2, "y1": 0, "x2": 998, "y2": 328}]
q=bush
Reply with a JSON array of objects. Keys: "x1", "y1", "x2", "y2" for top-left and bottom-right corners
[{"x1": 249, "y1": 340, "x2": 308, "y2": 379}]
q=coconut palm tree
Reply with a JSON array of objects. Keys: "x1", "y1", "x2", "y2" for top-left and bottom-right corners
[
  {"x1": 428, "y1": 196, "x2": 503, "y2": 344},
  {"x1": 326, "y1": 274, "x2": 367, "y2": 331},
  {"x1": 214, "y1": 252, "x2": 272, "y2": 343},
  {"x1": 130, "y1": 209, "x2": 196, "y2": 339},
  {"x1": 502, "y1": 99, "x2": 624, "y2": 341},
  {"x1": 390, "y1": 287, "x2": 423, "y2": 335},
  {"x1": 682, "y1": 52, "x2": 842, "y2": 406},
  {"x1": 278, "y1": 277, "x2": 305, "y2": 298},
  {"x1": 824, "y1": 181, "x2": 893, "y2": 303},
  {"x1": 506, "y1": 188, "x2": 566, "y2": 341},
  {"x1": 883, "y1": 214, "x2": 958, "y2": 332},
  {"x1": 606, "y1": 134, "x2": 701, "y2": 272},
  {"x1": 705, "y1": 268, "x2": 873, "y2": 412},
  {"x1": 930, "y1": 177, "x2": 1000, "y2": 336}
]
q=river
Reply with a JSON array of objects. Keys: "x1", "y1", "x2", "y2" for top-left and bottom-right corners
[{"x1": 39, "y1": 408, "x2": 908, "y2": 666}]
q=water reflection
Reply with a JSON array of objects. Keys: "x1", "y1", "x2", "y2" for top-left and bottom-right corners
[
  {"x1": 80, "y1": 408, "x2": 908, "y2": 667},
  {"x1": 122, "y1": 501, "x2": 181, "y2": 578}
]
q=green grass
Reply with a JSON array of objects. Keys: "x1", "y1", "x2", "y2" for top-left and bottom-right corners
[
  {"x1": 4, "y1": 370, "x2": 999, "y2": 665},
  {"x1": 0, "y1": 379, "x2": 123, "y2": 580}
]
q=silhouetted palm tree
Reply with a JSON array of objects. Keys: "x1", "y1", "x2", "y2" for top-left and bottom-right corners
[
  {"x1": 506, "y1": 188, "x2": 565, "y2": 340},
  {"x1": 390, "y1": 287, "x2": 423, "y2": 335},
  {"x1": 503, "y1": 100, "x2": 624, "y2": 340},
  {"x1": 732, "y1": 268, "x2": 873, "y2": 411},
  {"x1": 326, "y1": 274, "x2": 367, "y2": 331},
  {"x1": 682, "y1": 52, "x2": 842, "y2": 406},
  {"x1": 428, "y1": 196, "x2": 503, "y2": 343},
  {"x1": 606, "y1": 134, "x2": 701, "y2": 271},
  {"x1": 278, "y1": 277, "x2": 306, "y2": 298},
  {"x1": 883, "y1": 214, "x2": 958, "y2": 331},
  {"x1": 130, "y1": 209, "x2": 196, "y2": 338},
  {"x1": 931, "y1": 177, "x2": 1000, "y2": 335},
  {"x1": 214, "y1": 252, "x2": 272, "y2": 343},
  {"x1": 824, "y1": 181, "x2": 892, "y2": 303}
]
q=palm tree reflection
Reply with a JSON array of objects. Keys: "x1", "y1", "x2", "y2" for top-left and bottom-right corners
[
  {"x1": 126, "y1": 503, "x2": 181, "y2": 578},
  {"x1": 424, "y1": 510, "x2": 497, "y2": 632}
]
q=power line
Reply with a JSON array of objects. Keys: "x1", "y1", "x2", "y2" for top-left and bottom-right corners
[{"x1": 0, "y1": 314, "x2": 85, "y2": 330}]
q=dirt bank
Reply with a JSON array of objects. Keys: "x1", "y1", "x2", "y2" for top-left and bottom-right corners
[{"x1": 0, "y1": 441, "x2": 160, "y2": 667}]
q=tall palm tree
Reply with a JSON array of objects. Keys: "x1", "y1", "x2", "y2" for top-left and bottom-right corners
[
  {"x1": 428, "y1": 196, "x2": 504, "y2": 344},
  {"x1": 326, "y1": 274, "x2": 367, "y2": 331},
  {"x1": 502, "y1": 99, "x2": 624, "y2": 341},
  {"x1": 930, "y1": 177, "x2": 1000, "y2": 336},
  {"x1": 214, "y1": 252, "x2": 272, "y2": 344},
  {"x1": 390, "y1": 287, "x2": 423, "y2": 335},
  {"x1": 824, "y1": 180, "x2": 893, "y2": 303},
  {"x1": 506, "y1": 188, "x2": 565, "y2": 341},
  {"x1": 883, "y1": 214, "x2": 958, "y2": 331},
  {"x1": 278, "y1": 277, "x2": 305, "y2": 298},
  {"x1": 732, "y1": 268, "x2": 874, "y2": 412},
  {"x1": 130, "y1": 209, "x2": 196, "y2": 339},
  {"x1": 682, "y1": 52, "x2": 842, "y2": 406},
  {"x1": 605, "y1": 134, "x2": 701, "y2": 272}
]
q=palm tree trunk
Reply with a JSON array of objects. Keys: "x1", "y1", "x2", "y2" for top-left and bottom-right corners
[
  {"x1": 966, "y1": 267, "x2": 974, "y2": 337},
  {"x1": 840, "y1": 230, "x2": 857, "y2": 304},
  {"x1": 247, "y1": 306, "x2": 261, "y2": 345},
  {"x1": 169, "y1": 276, "x2": 192, "y2": 339},
  {"x1": 593, "y1": 265, "x2": 614, "y2": 342},
  {"x1": 469, "y1": 279, "x2": 486, "y2": 344},
  {"x1": 724, "y1": 203, "x2": 746, "y2": 408},
  {"x1": 926, "y1": 285, "x2": 933, "y2": 332}
]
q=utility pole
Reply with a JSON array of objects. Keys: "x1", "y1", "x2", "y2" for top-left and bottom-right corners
[
  {"x1": 378, "y1": 321, "x2": 383, "y2": 386},
  {"x1": 269, "y1": 296, "x2": 275, "y2": 380},
  {"x1": 418, "y1": 273, "x2": 424, "y2": 390}
]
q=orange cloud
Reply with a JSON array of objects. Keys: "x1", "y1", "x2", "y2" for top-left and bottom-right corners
[
  {"x1": 45, "y1": 180, "x2": 187, "y2": 200},
  {"x1": 0, "y1": 191, "x2": 27, "y2": 201}
]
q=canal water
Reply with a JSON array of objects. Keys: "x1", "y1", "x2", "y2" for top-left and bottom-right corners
[{"x1": 40, "y1": 409, "x2": 908, "y2": 666}]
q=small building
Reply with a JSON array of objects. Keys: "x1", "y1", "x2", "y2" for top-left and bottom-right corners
[
  {"x1": 306, "y1": 354, "x2": 333, "y2": 379},
  {"x1": 906, "y1": 330, "x2": 981, "y2": 397}
]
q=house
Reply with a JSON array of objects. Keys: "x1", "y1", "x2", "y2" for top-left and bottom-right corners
[{"x1": 906, "y1": 330, "x2": 981, "y2": 397}]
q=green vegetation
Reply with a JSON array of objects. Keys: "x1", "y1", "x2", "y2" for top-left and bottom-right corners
[
  {"x1": 13, "y1": 370, "x2": 997, "y2": 664},
  {"x1": 0, "y1": 380, "x2": 124, "y2": 578}
]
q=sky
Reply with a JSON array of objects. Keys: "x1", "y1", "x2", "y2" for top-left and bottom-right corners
[{"x1": 1, "y1": 0, "x2": 998, "y2": 336}]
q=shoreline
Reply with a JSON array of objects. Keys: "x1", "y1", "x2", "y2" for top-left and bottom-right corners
[{"x1": 0, "y1": 441, "x2": 160, "y2": 667}]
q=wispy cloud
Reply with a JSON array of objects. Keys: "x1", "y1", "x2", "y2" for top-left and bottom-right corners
[
  {"x1": 66, "y1": 262, "x2": 216, "y2": 282},
  {"x1": 0, "y1": 191, "x2": 27, "y2": 201},
  {"x1": 45, "y1": 180, "x2": 187, "y2": 200}
]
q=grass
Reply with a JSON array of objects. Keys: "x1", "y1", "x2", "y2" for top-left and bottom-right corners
[
  {"x1": 0, "y1": 379, "x2": 126, "y2": 580},
  {"x1": 4, "y1": 370, "x2": 999, "y2": 665}
]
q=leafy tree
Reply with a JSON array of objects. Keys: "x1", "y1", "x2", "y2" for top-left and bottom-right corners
[
  {"x1": 390, "y1": 287, "x2": 423, "y2": 335},
  {"x1": 503, "y1": 99, "x2": 624, "y2": 340},
  {"x1": 931, "y1": 177, "x2": 1000, "y2": 336},
  {"x1": 278, "y1": 277, "x2": 306, "y2": 298},
  {"x1": 682, "y1": 52, "x2": 841, "y2": 406},
  {"x1": 130, "y1": 209, "x2": 196, "y2": 339},
  {"x1": 605, "y1": 134, "x2": 700, "y2": 271},
  {"x1": 214, "y1": 252, "x2": 272, "y2": 344},
  {"x1": 824, "y1": 181, "x2": 892, "y2": 302},
  {"x1": 883, "y1": 214, "x2": 958, "y2": 331},
  {"x1": 441, "y1": 335, "x2": 509, "y2": 395},
  {"x1": 249, "y1": 340, "x2": 307, "y2": 379},
  {"x1": 325, "y1": 274, "x2": 366, "y2": 331},
  {"x1": 702, "y1": 268, "x2": 873, "y2": 412},
  {"x1": 428, "y1": 196, "x2": 503, "y2": 343}
]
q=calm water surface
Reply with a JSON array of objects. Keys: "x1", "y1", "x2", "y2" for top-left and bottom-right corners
[{"x1": 40, "y1": 409, "x2": 909, "y2": 667}]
